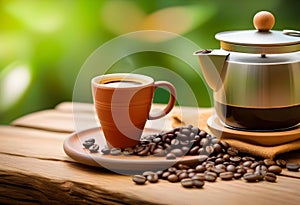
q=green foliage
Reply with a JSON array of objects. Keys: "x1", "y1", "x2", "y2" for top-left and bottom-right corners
[{"x1": 0, "y1": 0, "x2": 299, "y2": 124}]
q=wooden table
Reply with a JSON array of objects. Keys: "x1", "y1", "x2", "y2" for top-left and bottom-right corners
[{"x1": 1, "y1": 102, "x2": 300, "y2": 205}]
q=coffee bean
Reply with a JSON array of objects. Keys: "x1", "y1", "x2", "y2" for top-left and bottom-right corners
[
  {"x1": 226, "y1": 165, "x2": 236, "y2": 172},
  {"x1": 205, "y1": 146, "x2": 214, "y2": 155},
  {"x1": 147, "y1": 173, "x2": 159, "y2": 183},
  {"x1": 167, "y1": 174, "x2": 178, "y2": 183},
  {"x1": 156, "y1": 170, "x2": 163, "y2": 178},
  {"x1": 227, "y1": 147, "x2": 239, "y2": 156},
  {"x1": 264, "y1": 159, "x2": 275, "y2": 166},
  {"x1": 243, "y1": 161, "x2": 253, "y2": 167},
  {"x1": 162, "y1": 171, "x2": 171, "y2": 180},
  {"x1": 250, "y1": 161, "x2": 260, "y2": 169},
  {"x1": 178, "y1": 172, "x2": 189, "y2": 181},
  {"x1": 275, "y1": 159, "x2": 287, "y2": 168},
  {"x1": 264, "y1": 172, "x2": 277, "y2": 182},
  {"x1": 211, "y1": 167, "x2": 226, "y2": 175},
  {"x1": 88, "y1": 144, "x2": 99, "y2": 153},
  {"x1": 215, "y1": 164, "x2": 226, "y2": 170},
  {"x1": 171, "y1": 148, "x2": 184, "y2": 157},
  {"x1": 134, "y1": 145, "x2": 144, "y2": 153},
  {"x1": 242, "y1": 156, "x2": 256, "y2": 162},
  {"x1": 199, "y1": 155, "x2": 208, "y2": 163},
  {"x1": 230, "y1": 156, "x2": 241, "y2": 164},
  {"x1": 149, "y1": 143, "x2": 156, "y2": 153},
  {"x1": 123, "y1": 147, "x2": 134, "y2": 155},
  {"x1": 171, "y1": 139, "x2": 180, "y2": 146},
  {"x1": 181, "y1": 178, "x2": 194, "y2": 188},
  {"x1": 192, "y1": 173, "x2": 205, "y2": 181},
  {"x1": 178, "y1": 164, "x2": 190, "y2": 170},
  {"x1": 255, "y1": 165, "x2": 267, "y2": 175},
  {"x1": 268, "y1": 165, "x2": 282, "y2": 174},
  {"x1": 205, "y1": 171, "x2": 217, "y2": 182},
  {"x1": 193, "y1": 179, "x2": 205, "y2": 188},
  {"x1": 195, "y1": 165, "x2": 206, "y2": 173},
  {"x1": 101, "y1": 147, "x2": 110, "y2": 155},
  {"x1": 152, "y1": 137, "x2": 161, "y2": 143},
  {"x1": 243, "y1": 173, "x2": 261, "y2": 182},
  {"x1": 223, "y1": 154, "x2": 231, "y2": 161},
  {"x1": 191, "y1": 127, "x2": 200, "y2": 135},
  {"x1": 83, "y1": 138, "x2": 95, "y2": 148},
  {"x1": 168, "y1": 167, "x2": 177, "y2": 173},
  {"x1": 286, "y1": 162, "x2": 300, "y2": 172},
  {"x1": 233, "y1": 173, "x2": 242, "y2": 179},
  {"x1": 143, "y1": 171, "x2": 156, "y2": 177},
  {"x1": 153, "y1": 148, "x2": 165, "y2": 157},
  {"x1": 132, "y1": 175, "x2": 146, "y2": 185},
  {"x1": 200, "y1": 138, "x2": 209, "y2": 147},
  {"x1": 213, "y1": 144, "x2": 222, "y2": 153},
  {"x1": 189, "y1": 146, "x2": 200, "y2": 155},
  {"x1": 220, "y1": 172, "x2": 233, "y2": 180},
  {"x1": 181, "y1": 146, "x2": 190, "y2": 153},
  {"x1": 181, "y1": 128, "x2": 191, "y2": 136},
  {"x1": 110, "y1": 148, "x2": 122, "y2": 156},
  {"x1": 166, "y1": 153, "x2": 176, "y2": 160},
  {"x1": 137, "y1": 146, "x2": 150, "y2": 156}
]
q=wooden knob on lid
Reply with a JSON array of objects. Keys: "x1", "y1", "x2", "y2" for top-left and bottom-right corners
[{"x1": 253, "y1": 11, "x2": 275, "y2": 31}]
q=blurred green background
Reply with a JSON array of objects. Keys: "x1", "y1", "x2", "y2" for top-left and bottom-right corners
[{"x1": 1, "y1": 0, "x2": 299, "y2": 124}]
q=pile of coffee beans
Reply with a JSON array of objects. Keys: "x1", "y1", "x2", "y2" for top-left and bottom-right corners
[
  {"x1": 99, "y1": 125, "x2": 213, "y2": 159},
  {"x1": 82, "y1": 125, "x2": 300, "y2": 189}
]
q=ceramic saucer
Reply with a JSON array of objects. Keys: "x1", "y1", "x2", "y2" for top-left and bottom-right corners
[{"x1": 63, "y1": 127, "x2": 199, "y2": 174}]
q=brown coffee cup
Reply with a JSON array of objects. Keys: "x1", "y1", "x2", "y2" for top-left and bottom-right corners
[{"x1": 91, "y1": 73, "x2": 176, "y2": 148}]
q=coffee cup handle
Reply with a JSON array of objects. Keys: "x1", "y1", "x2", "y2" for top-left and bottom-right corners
[{"x1": 148, "y1": 81, "x2": 176, "y2": 120}]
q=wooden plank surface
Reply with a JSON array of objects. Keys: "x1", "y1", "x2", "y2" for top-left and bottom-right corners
[
  {"x1": 1, "y1": 151, "x2": 300, "y2": 205},
  {"x1": 1, "y1": 102, "x2": 300, "y2": 205}
]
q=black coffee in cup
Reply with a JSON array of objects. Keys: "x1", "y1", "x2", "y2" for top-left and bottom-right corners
[{"x1": 103, "y1": 80, "x2": 143, "y2": 88}]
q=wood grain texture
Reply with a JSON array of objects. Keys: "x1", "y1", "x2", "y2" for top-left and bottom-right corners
[
  {"x1": 1, "y1": 102, "x2": 300, "y2": 205},
  {"x1": 1, "y1": 153, "x2": 300, "y2": 205}
]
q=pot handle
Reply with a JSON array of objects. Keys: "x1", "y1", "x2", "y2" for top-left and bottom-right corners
[{"x1": 283, "y1": 29, "x2": 300, "y2": 37}]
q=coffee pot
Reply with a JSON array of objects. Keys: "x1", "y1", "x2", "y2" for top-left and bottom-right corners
[{"x1": 194, "y1": 11, "x2": 300, "y2": 131}]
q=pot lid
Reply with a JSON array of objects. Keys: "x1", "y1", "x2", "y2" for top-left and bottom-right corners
[{"x1": 215, "y1": 11, "x2": 300, "y2": 54}]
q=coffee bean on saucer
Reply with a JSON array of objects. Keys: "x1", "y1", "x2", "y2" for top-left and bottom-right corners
[
  {"x1": 101, "y1": 147, "x2": 110, "y2": 155},
  {"x1": 123, "y1": 147, "x2": 134, "y2": 156},
  {"x1": 132, "y1": 175, "x2": 146, "y2": 185},
  {"x1": 286, "y1": 162, "x2": 300, "y2": 172},
  {"x1": 170, "y1": 148, "x2": 184, "y2": 157},
  {"x1": 89, "y1": 144, "x2": 99, "y2": 153},
  {"x1": 110, "y1": 148, "x2": 122, "y2": 156},
  {"x1": 83, "y1": 138, "x2": 95, "y2": 148},
  {"x1": 166, "y1": 153, "x2": 176, "y2": 160}
]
